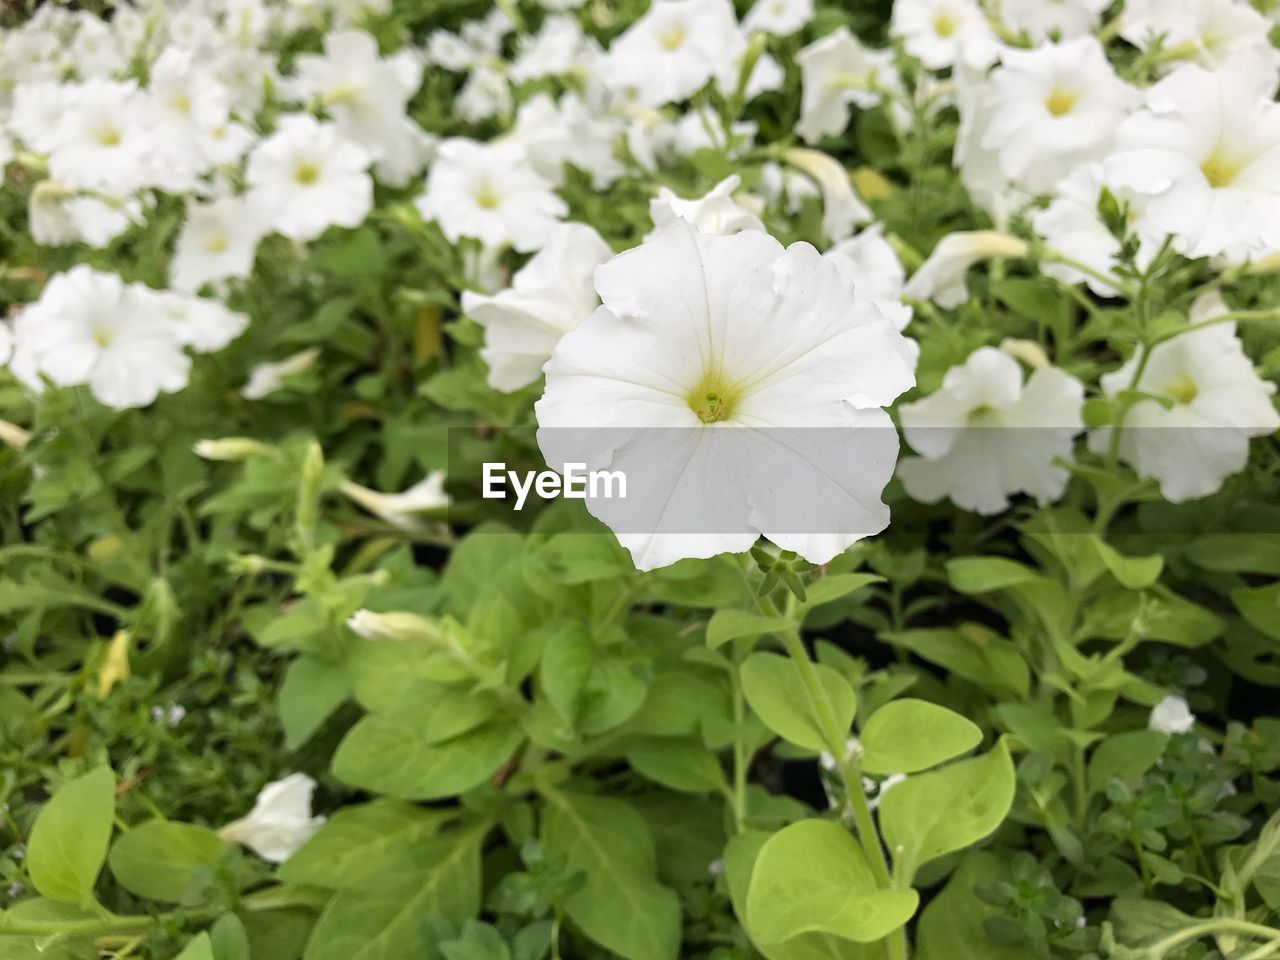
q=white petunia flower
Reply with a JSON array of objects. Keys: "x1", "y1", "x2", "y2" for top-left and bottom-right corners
[
  {"x1": 952, "y1": 65, "x2": 1022, "y2": 225},
  {"x1": 796, "y1": 27, "x2": 896, "y2": 144},
  {"x1": 507, "y1": 92, "x2": 626, "y2": 191},
  {"x1": 1119, "y1": 0, "x2": 1277, "y2": 71},
  {"x1": 461, "y1": 223, "x2": 612, "y2": 392},
  {"x1": 456, "y1": 64, "x2": 513, "y2": 123},
  {"x1": 824, "y1": 224, "x2": 908, "y2": 307},
  {"x1": 743, "y1": 0, "x2": 814, "y2": 35},
  {"x1": 510, "y1": 15, "x2": 600, "y2": 82},
  {"x1": 150, "y1": 292, "x2": 249, "y2": 354},
  {"x1": 1089, "y1": 306, "x2": 1280, "y2": 502},
  {"x1": 340, "y1": 472, "x2": 452, "y2": 530},
  {"x1": 898, "y1": 347, "x2": 1085, "y2": 515},
  {"x1": 218, "y1": 773, "x2": 325, "y2": 863},
  {"x1": 241, "y1": 348, "x2": 322, "y2": 400},
  {"x1": 891, "y1": 0, "x2": 999, "y2": 71},
  {"x1": 535, "y1": 221, "x2": 916, "y2": 571},
  {"x1": 246, "y1": 114, "x2": 373, "y2": 242},
  {"x1": 9, "y1": 81, "x2": 73, "y2": 154},
  {"x1": 648, "y1": 175, "x2": 765, "y2": 238},
  {"x1": 980, "y1": 39, "x2": 1139, "y2": 195},
  {"x1": 48, "y1": 80, "x2": 157, "y2": 192},
  {"x1": 416, "y1": 138, "x2": 567, "y2": 253},
  {"x1": 782, "y1": 148, "x2": 872, "y2": 242},
  {"x1": 171, "y1": 196, "x2": 268, "y2": 293},
  {"x1": 11, "y1": 267, "x2": 191, "y2": 410},
  {"x1": 1001, "y1": 0, "x2": 1110, "y2": 40},
  {"x1": 1104, "y1": 53, "x2": 1280, "y2": 261},
  {"x1": 903, "y1": 231, "x2": 1029, "y2": 308},
  {"x1": 1149, "y1": 695, "x2": 1196, "y2": 734},
  {"x1": 597, "y1": 0, "x2": 745, "y2": 107}
]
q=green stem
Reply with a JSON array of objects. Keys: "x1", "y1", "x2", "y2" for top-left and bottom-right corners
[{"x1": 1147, "y1": 919, "x2": 1280, "y2": 958}]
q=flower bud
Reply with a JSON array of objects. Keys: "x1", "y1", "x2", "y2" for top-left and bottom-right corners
[{"x1": 193, "y1": 437, "x2": 275, "y2": 461}]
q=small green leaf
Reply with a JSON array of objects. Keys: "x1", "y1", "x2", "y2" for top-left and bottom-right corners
[
  {"x1": 802, "y1": 573, "x2": 884, "y2": 609},
  {"x1": 1233, "y1": 583, "x2": 1280, "y2": 640},
  {"x1": 108, "y1": 820, "x2": 226, "y2": 903},
  {"x1": 946, "y1": 557, "x2": 1042, "y2": 594},
  {"x1": 624, "y1": 737, "x2": 726, "y2": 793},
  {"x1": 859, "y1": 700, "x2": 982, "y2": 775},
  {"x1": 740, "y1": 652, "x2": 856, "y2": 752},
  {"x1": 1091, "y1": 538, "x2": 1163, "y2": 589},
  {"x1": 915, "y1": 853, "x2": 1028, "y2": 960},
  {"x1": 210, "y1": 914, "x2": 251, "y2": 960},
  {"x1": 279, "y1": 657, "x2": 352, "y2": 750},
  {"x1": 879, "y1": 742, "x2": 1016, "y2": 880},
  {"x1": 27, "y1": 767, "x2": 116, "y2": 905},
  {"x1": 174, "y1": 933, "x2": 215, "y2": 960},
  {"x1": 705, "y1": 610, "x2": 790, "y2": 650},
  {"x1": 745, "y1": 820, "x2": 917, "y2": 945},
  {"x1": 1087, "y1": 730, "x2": 1167, "y2": 795}
]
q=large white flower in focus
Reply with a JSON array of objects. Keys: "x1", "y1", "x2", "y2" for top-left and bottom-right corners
[
  {"x1": 1105, "y1": 53, "x2": 1280, "y2": 260},
  {"x1": 535, "y1": 222, "x2": 916, "y2": 571},
  {"x1": 898, "y1": 347, "x2": 1085, "y2": 515}
]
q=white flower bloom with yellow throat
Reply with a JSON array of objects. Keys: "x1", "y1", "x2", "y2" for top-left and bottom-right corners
[
  {"x1": 796, "y1": 27, "x2": 895, "y2": 144},
  {"x1": 535, "y1": 222, "x2": 915, "y2": 571}
]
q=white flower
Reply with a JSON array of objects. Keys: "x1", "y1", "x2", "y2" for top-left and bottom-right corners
[
  {"x1": 824, "y1": 224, "x2": 906, "y2": 305},
  {"x1": 743, "y1": 0, "x2": 814, "y2": 35},
  {"x1": 1104, "y1": 53, "x2": 1280, "y2": 260},
  {"x1": 171, "y1": 197, "x2": 267, "y2": 293},
  {"x1": 9, "y1": 81, "x2": 72, "y2": 153},
  {"x1": 597, "y1": 0, "x2": 745, "y2": 107},
  {"x1": 508, "y1": 92, "x2": 626, "y2": 191},
  {"x1": 48, "y1": 80, "x2": 156, "y2": 192},
  {"x1": 511, "y1": 15, "x2": 599, "y2": 82},
  {"x1": 27, "y1": 181, "x2": 81, "y2": 247},
  {"x1": 1001, "y1": 0, "x2": 1110, "y2": 40},
  {"x1": 648, "y1": 175, "x2": 765, "y2": 238},
  {"x1": 535, "y1": 221, "x2": 915, "y2": 571},
  {"x1": 417, "y1": 138, "x2": 567, "y2": 253},
  {"x1": 340, "y1": 472, "x2": 452, "y2": 529},
  {"x1": 1148, "y1": 695, "x2": 1195, "y2": 735},
  {"x1": 952, "y1": 65, "x2": 1021, "y2": 224},
  {"x1": 1089, "y1": 310, "x2": 1280, "y2": 502},
  {"x1": 796, "y1": 27, "x2": 896, "y2": 144},
  {"x1": 462, "y1": 223, "x2": 612, "y2": 392},
  {"x1": 891, "y1": 0, "x2": 999, "y2": 71},
  {"x1": 218, "y1": 773, "x2": 325, "y2": 863},
  {"x1": 456, "y1": 64, "x2": 512, "y2": 123},
  {"x1": 782, "y1": 148, "x2": 872, "y2": 242},
  {"x1": 898, "y1": 347, "x2": 1085, "y2": 515},
  {"x1": 980, "y1": 39, "x2": 1139, "y2": 195},
  {"x1": 903, "y1": 231, "x2": 1029, "y2": 308},
  {"x1": 150, "y1": 292, "x2": 249, "y2": 354},
  {"x1": 12, "y1": 267, "x2": 191, "y2": 410},
  {"x1": 242, "y1": 347, "x2": 322, "y2": 400},
  {"x1": 246, "y1": 114, "x2": 373, "y2": 242},
  {"x1": 1119, "y1": 0, "x2": 1277, "y2": 71}
]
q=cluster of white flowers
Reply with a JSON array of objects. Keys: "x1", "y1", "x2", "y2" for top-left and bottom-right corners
[{"x1": 1, "y1": 0, "x2": 1277, "y2": 565}]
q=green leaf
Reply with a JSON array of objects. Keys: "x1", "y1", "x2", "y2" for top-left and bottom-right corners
[
  {"x1": 1233, "y1": 583, "x2": 1280, "y2": 640},
  {"x1": 1087, "y1": 730, "x2": 1167, "y2": 795},
  {"x1": 210, "y1": 914, "x2": 251, "y2": 960},
  {"x1": 879, "y1": 742, "x2": 1016, "y2": 880},
  {"x1": 279, "y1": 800, "x2": 453, "y2": 890},
  {"x1": 859, "y1": 700, "x2": 982, "y2": 775},
  {"x1": 1091, "y1": 538, "x2": 1163, "y2": 590},
  {"x1": 946, "y1": 557, "x2": 1042, "y2": 594},
  {"x1": 745, "y1": 820, "x2": 917, "y2": 945},
  {"x1": 705, "y1": 610, "x2": 790, "y2": 650},
  {"x1": 885, "y1": 627, "x2": 1030, "y2": 700},
  {"x1": 1109, "y1": 899, "x2": 1197, "y2": 947},
  {"x1": 304, "y1": 825, "x2": 486, "y2": 960},
  {"x1": 740, "y1": 652, "x2": 855, "y2": 753},
  {"x1": 541, "y1": 790, "x2": 679, "y2": 960},
  {"x1": 802, "y1": 574, "x2": 884, "y2": 609},
  {"x1": 332, "y1": 713, "x2": 522, "y2": 801},
  {"x1": 624, "y1": 737, "x2": 726, "y2": 793},
  {"x1": 915, "y1": 853, "x2": 1028, "y2": 960},
  {"x1": 541, "y1": 623, "x2": 646, "y2": 735},
  {"x1": 108, "y1": 820, "x2": 226, "y2": 903},
  {"x1": 174, "y1": 933, "x2": 215, "y2": 960},
  {"x1": 27, "y1": 767, "x2": 115, "y2": 905},
  {"x1": 279, "y1": 657, "x2": 352, "y2": 750}
]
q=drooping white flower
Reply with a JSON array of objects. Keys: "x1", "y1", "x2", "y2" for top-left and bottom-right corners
[
  {"x1": 218, "y1": 773, "x2": 325, "y2": 863},
  {"x1": 597, "y1": 0, "x2": 745, "y2": 107},
  {"x1": 1001, "y1": 0, "x2": 1110, "y2": 40},
  {"x1": 11, "y1": 267, "x2": 191, "y2": 410},
  {"x1": 743, "y1": 0, "x2": 814, "y2": 35},
  {"x1": 903, "y1": 231, "x2": 1029, "y2": 308},
  {"x1": 1119, "y1": 0, "x2": 1277, "y2": 71},
  {"x1": 416, "y1": 138, "x2": 567, "y2": 253},
  {"x1": 898, "y1": 347, "x2": 1085, "y2": 515},
  {"x1": 1149, "y1": 695, "x2": 1196, "y2": 734},
  {"x1": 1104, "y1": 53, "x2": 1280, "y2": 260},
  {"x1": 782, "y1": 148, "x2": 872, "y2": 242},
  {"x1": 1089, "y1": 306, "x2": 1280, "y2": 502},
  {"x1": 796, "y1": 27, "x2": 896, "y2": 144},
  {"x1": 340, "y1": 472, "x2": 452, "y2": 530},
  {"x1": 535, "y1": 221, "x2": 916, "y2": 571},
  {"x1": 246, "y1": 114, "x2": 373, "y2": 242},
  {"x1": 171, "y1": 196, "x2": 268, "y2": 293},
  {"x1": 648, "y1": 175, "x2": 765, "y2": 238},
  {"x1": 242, "y1": 347, "x2": 322, "y2": 400},
  {"x1": 891, "y1": 0, "x2": 999, "y2": 71},
  {"x1": 461, "y1": 223, "x2": 612, "y2": 392},
  {"x1": 980, "y1": 38, "x2": 1139, "y2": 195}
]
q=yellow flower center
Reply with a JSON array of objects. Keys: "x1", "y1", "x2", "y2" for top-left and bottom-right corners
[
  {"x1": 1165, "y1": 374, "x2": 1199, "y2": 405},
  {"x1": 97, "y1": 126, "x2": 122, "y2": 147},
  {"x1": 1044, "y1": 88, "x2": 1077, "y2": 117},
  {"x1": 967, "y1": 404, "x2": 1001, "y2": 426},
  {"x1": 1201, "y1": 150, "x2": 1244, "y2": 189},
  {"x1": 687, "y1": 370, "x2": 743, "y2": 424},
  {"x1": 204, "y1": 234, "x2": 229, "y2": 254},
  {"x1": 474, "y1": 184, "x2": 502, "y2": 210},
  {"x1": 93, "y1": 328, "x2": 114, "y2": 348},
  {"x1": 294, "y1": 162, "x2": 320, "y2": 185},
  {"x1": 933, "y1": 12, "x2": 958, "y2": 37},
  {"x1": 658, "y1": 23, "x2": 687, "y2": 51}
]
